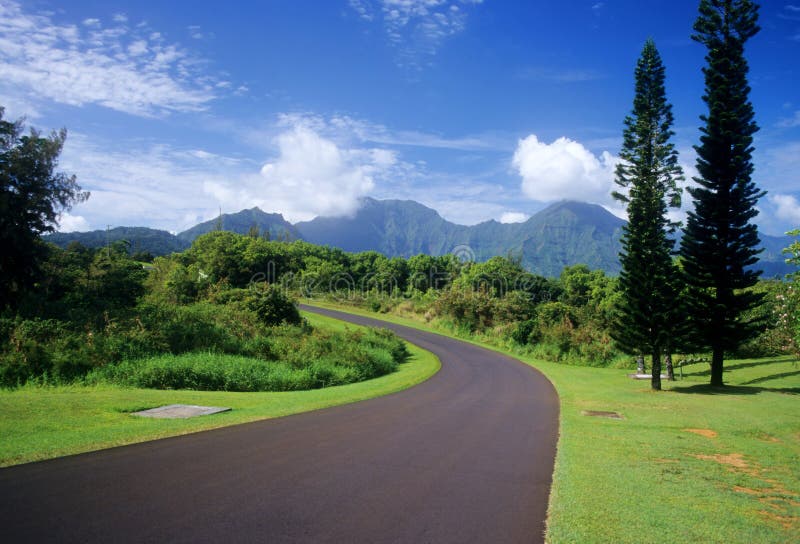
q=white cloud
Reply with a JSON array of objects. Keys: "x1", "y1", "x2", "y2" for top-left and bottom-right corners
[
  {"x1": 513, "y1": 134, "x2": 618, "y2": 203},
  {"x1": 225, "y1": 124, "x2": 391, "y2": 222},
  {"x1": 350, "y1": 0, "x2": 483, "y2": 68},
  {"x1": 770, "y1": 194, "x2": 800, "y2": 226},
  {"x1": 499, "y1": 212, "x2": 529, "y2": 223},
  {"x1": 0, "y1": 0, "x2": 218, "y2": 117},
  {"x1": 56, "y1": 213, "x2": 91, "y2": 232}
]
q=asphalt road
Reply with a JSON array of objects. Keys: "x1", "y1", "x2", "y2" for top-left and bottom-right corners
[{"x1": 0, "y1": 305, "x2": 559, "y2": 543}]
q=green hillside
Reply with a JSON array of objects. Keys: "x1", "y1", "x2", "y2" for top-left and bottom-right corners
[
  {"x1": 45, "y1": 227, "x2": 189, "y2": 256},
  {"x1": 177, "y1": 207, "x2": 301, "y2": 244}
]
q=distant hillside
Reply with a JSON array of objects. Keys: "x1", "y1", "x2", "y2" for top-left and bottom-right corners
[
  {"x1": 514, "y1": 201, "x2": 624, "y2": 275},
  {"x1": 45, "y1": 227, "x2": 189, "y2": 255},
  {"x1": 177, "y1": 207, "x2": 300, "y2": 244}
]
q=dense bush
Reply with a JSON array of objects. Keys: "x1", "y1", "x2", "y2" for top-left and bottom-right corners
[
  {"x1": 243, "y1": 283, "x2": 302, "y2": 326},
  {"x1": 89, "y1": 327, "x2": 408, "y2": 391}
]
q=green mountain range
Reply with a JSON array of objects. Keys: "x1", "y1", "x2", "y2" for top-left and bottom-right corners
[
  {"x1": 295, "y1": 199, "x2": 626, "y2": 276},
  {"x1": 45, "y1": 199, "x2": 794, "y2": 278}
]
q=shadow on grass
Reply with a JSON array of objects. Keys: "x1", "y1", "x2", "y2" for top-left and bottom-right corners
[
  {"x1": 671, "y1": 384, "x2": 800, "y2": 396},
  {"x1": 739, "y1": 369, "x2": 800, "y2": 385},
  {"x1": 682, "y1": 356, "x2": 798, "y2": 378}
]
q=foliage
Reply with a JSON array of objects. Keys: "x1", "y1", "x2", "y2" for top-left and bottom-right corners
[
  {"x1": 680, "y1": 0, "x2": 764, "y2": 386},
  {"x1": 241, "y1": 283, "x2": 302, "y2": 326},
  {"x1": 777, "y1": 229, "x2": 800, "y2": 356},
  {"x1": 88, "y1": 326, "x2": 408, "y2": 392},
  {"x1": 45, "y1": 227, "x2": 189, "y2": 257},
  {"x1": 611, "y1": 39, "x2": 684, "y2": 390},
  {"x1": 0, "y1": 108, "x2": 89, "y2": 310}
]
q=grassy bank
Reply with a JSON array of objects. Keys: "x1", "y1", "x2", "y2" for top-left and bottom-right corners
[
  {"x1": 304, "y1": 300, "x2": 800, "y2": 543},
  {"x1": 0, "y1": 312, "x2": 440, "y2": 467}
]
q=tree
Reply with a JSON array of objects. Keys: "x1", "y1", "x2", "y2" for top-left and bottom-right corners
[
  {"x1": 778, "y1": 229, "x2": 800, "y2": 357},
  {"x1": 0, "y1": 108, "x2": 88, "y2": 311},
  {"x1": 611, "y1": 39, "x2": 684, "y2": 390},
  {"x1": 680, "y1": 0, "x2": 764, "y2": 386}
]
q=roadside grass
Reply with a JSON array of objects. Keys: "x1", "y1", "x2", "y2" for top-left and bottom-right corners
[
  {"x1": 0, "y1": 312, "x2": 440, "y2": 467},
  {"x1": 303, "y1": 300, "x2": 800, "y2": 543}
]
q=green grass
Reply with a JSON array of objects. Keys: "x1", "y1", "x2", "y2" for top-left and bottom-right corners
[
  {"x1": 303, "y1": 300, "x2": 800, "y2": 543},
  {"x1": 0, "y1": 312, "x2": 440, "y2": 467}
]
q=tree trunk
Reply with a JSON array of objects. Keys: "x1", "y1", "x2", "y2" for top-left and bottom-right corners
[
  {"x1": 651, "y1": 348, "x2": 662, "y2": 391},
  {"x1": 665, "y1": 352, "x2": 675, "y2": 381},
  {"x1": 710, "y1": 346, "x2": 724, "y2": 386}
]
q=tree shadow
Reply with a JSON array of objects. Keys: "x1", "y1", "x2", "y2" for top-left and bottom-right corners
[
  {"x1": 670, "y1": 384, "x2": 800, "y2": 396},
  {"x1": 681, "y1": 357, "x2": 798, "y2": 378},
  {"x1": 739, "y1": 369, "x2": 800, "y2": 385}
]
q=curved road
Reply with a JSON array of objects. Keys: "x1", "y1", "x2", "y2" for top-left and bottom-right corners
[{"x1": 0, "y1": 306, "x2": 559, "y2": 543}]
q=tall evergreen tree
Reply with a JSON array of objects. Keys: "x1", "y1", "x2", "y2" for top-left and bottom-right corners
[
  {"x1": 681, "y1": 0, "x2": 764, "y2": 386},
  {"x1": 612, "y1": 39, "x2": 684, "y2": 391}
]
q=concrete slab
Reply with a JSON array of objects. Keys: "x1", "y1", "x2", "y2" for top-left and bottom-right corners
[
  {"x1": 581, "y1": 410, "x2": 623, "y2": 419},
  {"x1": 133, "y1": 404, "x2": 231, "y2": 419}
]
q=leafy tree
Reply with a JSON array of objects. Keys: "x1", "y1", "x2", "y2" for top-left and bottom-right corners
[
  {"x1": 778, "y1": 229, "x2": 800, "y2": 356},
  {"x1": 611, "y1": 39, "x2": 684, "y2": 390},
  {"x1": 680, "y1": 0, "x2": 764, "y2": 386},
  {"x1": 0, "y1": 108, "x2": 88, "y2": 310}
]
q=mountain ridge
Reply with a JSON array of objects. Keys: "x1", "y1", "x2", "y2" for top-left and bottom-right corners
[{"x1": 45, "y1": 198, "x2": 794, "y2": 278}]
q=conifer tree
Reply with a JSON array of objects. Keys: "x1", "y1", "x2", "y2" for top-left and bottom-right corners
[
  {"x1": 612, "y1": 39, "x2": 684, "y2": 391},
  {"x1": 680, "y1": 0, "x2": 764, "y2": 386}
]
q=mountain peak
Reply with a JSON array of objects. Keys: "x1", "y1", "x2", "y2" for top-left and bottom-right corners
[{"x1": 176, "y1": 207, "x2": 299, "y2": 243}]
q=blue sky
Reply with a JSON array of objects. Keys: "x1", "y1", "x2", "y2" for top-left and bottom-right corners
[{"x1": 1, "y1": 0, "x2": 798, "y2": 235}]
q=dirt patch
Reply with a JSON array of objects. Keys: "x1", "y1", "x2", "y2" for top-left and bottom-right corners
[
  {"x1": 733, "y1": 485, "x2": 763, "y2": 496},
  {"x1": 757, "y1": 510, "x2": 799, "y2": 530},
  {"x1": 684, "y1": 428, "x2": 718, "y2": 438},
  {"x1": 581, "y1": 410, "x2": 623, "y2": 419},
  {"x1": 693, "y1": 452, "x2": 748, "y2": 469},
  {"x1": 757, "y1": 434, "x2": 781, "y2": 443},
  {"x1": 693, "y1": 452, "x2": 800, "y2": 530}
]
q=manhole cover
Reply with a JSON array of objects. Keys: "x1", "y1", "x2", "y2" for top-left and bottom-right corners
[
  {"x1": 133, "y1": 404, "x2": 231, "y2": 419},
  {"x1": 581, "y1": 410, "x2": 623, "y2": 419}
]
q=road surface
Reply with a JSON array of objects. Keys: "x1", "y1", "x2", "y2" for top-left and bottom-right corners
[{"x1": 0, "y1": 305, "x2": 559, "y2": 543}]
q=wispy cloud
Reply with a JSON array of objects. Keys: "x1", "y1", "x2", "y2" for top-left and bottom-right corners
[
  {"x1": 778, "y1": 110, "x2": 800, "y2": 127},
  {"x1": 239, "y1": 112, "x2": 510, "y2": 152},
  {"x1": 349, "y1": 0, "x2": 483, "y2": 69},
  {"x1": 516, "y1": 66, "x2": 605, "y2": 83},
  {"x1": 0, "y1": 0, "x2": 223, "y2": 117},
  {"x1": 59, "y1": 133, "x2": 250, "y2": 231}
]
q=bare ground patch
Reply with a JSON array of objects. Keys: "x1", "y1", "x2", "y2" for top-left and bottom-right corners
[{"x1": 684, "y1": 428, "x2": 718, "y2": 438}]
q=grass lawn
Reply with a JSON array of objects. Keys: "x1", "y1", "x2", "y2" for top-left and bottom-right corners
[
  {"x1": 0, "y1": 312, "x2": 440, "y2": 467},
  {"x1": 303, "y1": 300, "x2": 800, "y2": 543}
]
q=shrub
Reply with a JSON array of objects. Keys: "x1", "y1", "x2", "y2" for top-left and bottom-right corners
[{"x1": 244, "y1": 284, "x2": 302, "y2": 326}]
